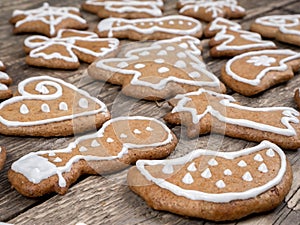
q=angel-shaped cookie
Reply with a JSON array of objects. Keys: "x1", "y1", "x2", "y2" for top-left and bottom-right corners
[
  {"x1": 24, "y1": 29, "x2": 119, "y2": 69},
  {"x1": 128, "y1": 141, "x2": 292, "y2": 221},
  {"x1": 204, "y1": 17, "x2": 276, "y2": 57},
  {"x1": 0, "y1": 76, "x2": 110, "y2": 136},
  {"x1": 0, "y1": 61, "x2": 12, "y2": 100},
  {"x1": 222, "y1": 49, "x2": 300, "y2": 96},
  {"x1": 88, "y1": 36, "x2": 225, "y2": 101},
  {"x1": 10, "y1": 2, "x2": 88, "y2": 37},
  {"x1": 177, "y1": 0, "x2": 246, "y2": 22},
  {"x1": 82, "y1": 0, "x2": 164, "y2": 19},
  {"x1": 8, "y1": 116, "x2": 177, "y2": 197},
  {"x1": 164, "y1": 89, "x2": 300, "y2": 149}
]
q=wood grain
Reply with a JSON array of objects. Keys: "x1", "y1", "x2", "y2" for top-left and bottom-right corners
[{"x1": 0, "y1": 0, "x2": 299, "y2": 224}]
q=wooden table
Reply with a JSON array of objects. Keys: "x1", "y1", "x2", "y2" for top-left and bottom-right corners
[{"x1": 0, "y1": 0, "x2": 299, "y2": 224}]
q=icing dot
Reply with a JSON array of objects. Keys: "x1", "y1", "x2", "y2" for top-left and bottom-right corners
[
  {"x1": 187, "y1": 162, "x2": 197, "y2": 172},
  {"x1": 134, "y1": 63, "x2": 145, "y2": 69},
  {"x1": 216, "y1": 180, "x2": 226, "y2": 189},
  {"x1": 35, "y1": 85, "x2": 49, "y2": 94},
  {"x1": 53, "y1": 157, "x2": 62, "y2": 163},
  {"x1": 139, "y1": 51, "x2": 150, "y2": 56},
  {"x1": 224, "y1": 169, "x2": 232, "y2": 176},
  {"x1": 158, "y1": 21, "x2": 164, "y2": 25},
  {"x1": 187, "y1": 22, "x2": 192, "y2": 26},
  {"x1": 117, "y1": 61, "x2": 129, "y2": 68},
  {"x1": 201, "y1": 168, "x2": 212, "y2": 179},
  {"x1": 169, "y1": 20, "x2": 174, "y2": 25},
  {"x1": 0, "y1": 83, "x2": 8, "y2": 90},
  {"x1": 106, "y1": 137, "x2": 114, "y2": 143},
  {"x1": 179, "y1": 20, "x2": 184, "y2": 25},
  {"x1": 166, "y1": 46, "x2": 175, "y2": 51},
  {"x1": 238, "y1": 160, "x2": 247, "y2": 167},
  {"x1": 140, "y1": 22, "x2": 145, "y2": 26},
  {"x1": 174, "y1": 60, "x2": 187, "y2": 69},
  {"x1": 91, "y1": 140, "x2": 100, "y2": 147},
  {"x1": 20, "y1": 104, "x2": 29, "y2": 114},
  {"x1": 179, "y1": 43, "x2": 188, "y2": 49},
  {"x1": 158, "y1": 67, "x2": 169, "y2": 73},
  {"x1": 79, "y1": 98, "x2": 89, "y2": 109},
  {"x1": 258, "y1": 163, "x2": 268, "y2": 173},
  {"x1": 146, "y1": 126, "x2": 153, "y2": 131},
  {"x1": 177, "y1": 52, "x2": 186, "y2": 58},
  {"x1": 266, "y1": 148, "x2": 275, "y2": 157},
  {"x1": 48, "y1": 152, "x2": 56, "y2": 157},
  {"x1": 208, "y1": 158, "x2": 218, "y2": 166},
  {"x1": 120, "y1": 133, "x2": 127, "y2": 138},
  {"x1": 154, "y1": 58, "x2": 165, "y2": 64},
  {"x1": 41, "y1": 103, "x2": 50, "y2": 113},
  {"x1": 182, "y1": 173, "x2": 194, "y2": 184},
  {"x1": 242, "y1": 171, "x2": 253, "y2": 182},
  {"x1": 79, "y1": 146, "x2": 88, "y2": 152},
  {"x1": 254, "y1": 154, "x2": 263, "y2": 162},
  {"x1": 157, "y1": 50, "x2": 167, "y2": 56},
  {"x1": 134, "y1": 129, "x2": 142, "y2": 134},
  {"x1": 189, "y1": 71, "x2": 201, "y2": 78},
  {"x1": 162, "y1": 164, "x2": 174, "y2": 174},
  {"x1": 149, "y1": 22, "x2": 154, "y2": 26},
  {"x1": 59, "y1": 102, "x2": 68, "y2": 111}
]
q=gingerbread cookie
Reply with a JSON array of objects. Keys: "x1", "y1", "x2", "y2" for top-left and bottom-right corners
[
  {"x1": 10, "y1": 2, "x2": 88, "y2": 37},
  {"x1": 0, "y1": 147, "x2": 6, "y2": 171},
  {"x1": 24, "y1": 29, "x2": 119, "y2": 69},
  {"x1": 204, "y1": 17, "x2": 276, "y2": 57},
  {"x1": 294, "y1": 88, "x2": 300, "y2": 109},
  {"x1": 128, "y1": 141, "x2": 293, "y2": 221},
  {"x1": 251, "y1": 14, "x2": 300, "y2": 46},
  {"x1": 0, "y1": 61, "x2": 13, "y2": 100},
  {"x1": 8, "y1": 116, "x2": 177, "y2": 197},
  {"x1": 95, "y1": 15, "x2": 203, "y2": 40},
  {"x1": 88, "y1": 36, "x2": 225, "y2": 100},
  {"x1": 0, "y1": 76, "x2": 110, "y2": 137},
  {"x1": 221, "y1": 49, "x2": 300, "y2": 96},
  {"x1": 82, "y1": 0, "x2": 164, "y2": 19},
  {"x1": 177, "y1": 0, "x2": 246, "y2": 22},
  {"x1": 164, "y1": 89, "x2": 300, "y2": 149}
]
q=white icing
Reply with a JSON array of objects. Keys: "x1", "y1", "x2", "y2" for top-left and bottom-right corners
[
  {"x1": 266, "y1": 148, "x2": 275, "y2": 157},
  {"x1": 136, "y1": 141, "x2": 287, "y2": 203},
  {"x1": 158, "y1": 67, "x2": 169, "y2": 73},
  {"x1": 41, "y1": 103, "x2": 50, "y2": 113},
  {"x1": 134, "y1": 63, "x2": 145, "y2": 69},
  {"x1": 215, "y1": 180, "x2": 226, "y2": 189},
  {"x1": 79, "y1": 146, "x2": 88, "y2": 152},
  {"x1": 177, "y1": 52, "x2": 187, "y2": 58},
  {"x1": 166, "y1": 46, "x2": 175, "y2": 51},
  {"x1": 242, "y1": 171, "x2": 253, "y2": 182},
  {"x1": 208, "y1": 158, "x2": 218, "y2": 166},
  {"x1": 78, "y1": 98, "x2": 89, "y2": 109},
  {"x1": 20, "y1": 104, "x2": 29, "y2": 114},
  {"x1": 154, "y1": 59, "x2": 165, "y2": 64},
  {"x1": 246, "y1": 55, "x2": 276, "y2": 67},
  {"x1": 91, "y1": 140, "x2": 100, "y2": 147},
  {"x1": 223, "y1": 169, "x2": 232, "y2": 176},
  {"x1": 175, "y1": 60, "x2": 187, "y2": 69},
  {"x1": 106, "y1": 137, "x2": 114, "y2": 143},
  {"x1": 0, "y1": 71, "x2": 9, "y2": 80},
  {"x1": 139, "y1": 51, "x2": 150, "y2": 56},
  {"x1": 162, "y1": 164, "x2": 174, "y2": 174},
  {"x1": 53, "y1": 157, "x2": 62, "y2": 163},
  {"x1": 258, "y1": 163, "x2": 268, "y2": 173},
  {"x1": 120, "y1": 133, "x2": 127, "y2": 138},
  {"x1": 254, "y1": 154, "x2": 263, "y2": 162},
  {"x1": 133, "y1": 129, "x2": 142, "y2": 134},
  {"x1": 59, "y1": 102, "x2": 68, "y2": 111},
  {"x1": 187, "y1": 162, "x2": 197, "y2": 172},
  {"x1": 146, "y1": 126, "x2": 153, "y2": 131},
  {"x1": 182, "y1": 172, "x2": 194, "y2": 184},
  {"x1": 157, "y1": 50, "x2": 167, "y2": 56},
  {"x1": 201, "y1": 168, "x2": 212, "y2": 179},
  {"x1": 0, "y1": 83, "x2": 8, "y2": 91},
  {"x1": 117, "y1": 62, "x2": 129, "y2": 68},
  {"x1": 189, "y1": 71, "x2": 201, "y2": 78},
  {"x1": 48, "y1": 152, "x2": 56, "y2": 157},
  {"x1": 238, "y1": 160, "x2": 247, "y2": 167}
]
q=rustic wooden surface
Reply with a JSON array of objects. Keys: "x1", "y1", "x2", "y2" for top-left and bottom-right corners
[{"x1": 0, "y1": 0, "x2": 300, "y2": 224}]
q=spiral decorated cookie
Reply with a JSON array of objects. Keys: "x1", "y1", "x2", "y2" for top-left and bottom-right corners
[
  {"x1": 128, "y1": 141, "x2": 293, "y2": 221},
  {"x1": 164, "y1": 89, "x2": 300, "y2": 149},
  {"x1": 204, "y1": 17, "x2": 276, "y2": 57},
  {"x1": 0, "y1": 76, "x2": 110, "y2": 137},
  {"x1": 95, "y1": 15, "x2": 203, "y2": 40},
  {"x1": 221, "y1": 49, "x2": 300, "y2": 96},
  {"x1": 8, "y1": 116, "x2": 177, "y2": 197},
  {"x1": 88, "y1": 36, "x2": 225, "y2": 101},
  {"x1": 0, "y1": 147, "x2": 6, "y2": 171},
  {"x1": 82, "y1": 0, "x2": 164, "y2": 19},
  {"x1": 10, "y1": 2, "x2": 88, "y2": 37},
  {"x1": 0, "y1": 61, "x2": 12, "y2": 100},
  {"x1": 177, "y1": 0, "x2": 246, "y2": 22},
  {"x1": 251, "y1": 14, "x2": 300, "y2": 46},
  {"x1": 24, "y1": 29, "x2": 119, "y2": 69}
]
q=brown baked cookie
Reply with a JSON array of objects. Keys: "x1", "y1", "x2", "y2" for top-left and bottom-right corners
[
  {"x1": 0, "y1": 61, "x2": 13, "y2": 100},
  {"x1": 10, "y1": 2, "x2": 88, "y2": 37},
  {"x1": 294, "y1": 88, "x2": 300, "y2": 109},
  {"x1": 204, "y1": 17, "x2": 276, "y2": 57},
  {"x1": 251, "y1": 15, "x2": 300, "y2": 46},
  {"x1": 82, "y1": 0, "x2": 164, "y2": 19},
  {"x1": 128, "y1": 141, "x2": 293, "y2": 221},
  {"x1": 0, "y1": 146, "x2": 6, "y2": 171},
  {"x1": 177, "y1": 0, "x2": 246, "y2": 22},
  {"x1": 95, "y1": 15, "x2": 203, "y2": 40},
  {"x1": 0, "y1": 76, "x2": 110, "y2": 137},
  {"x1": 164, "y1": 89, "x2": 300, "y2": 149},
  {"x1": 88, "y1": 36, "x2": 225, "y2": 101},
  {"x1": 221, "y1": 49, "x2": 300, "y2": 96},
  {"x1": 8, "y1": 116, "x2": 177, "y2": 197},
  {"x1": 23, "y1": 29, "x2": 119, "y2": 69}
]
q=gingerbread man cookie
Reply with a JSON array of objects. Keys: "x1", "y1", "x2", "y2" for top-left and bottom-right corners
[
  {"x1": 88, "y1": 36, "x2": 225, "y2": 100},
  {"x1": 0, "y1": 76, "x2": 110, "y2": 137},
  {"x1": 10, "y1": 2, "x2": 88, "y2": 37},
  {"x1": 82, "y1": 0, "x2": 164, "y2": 19},
  {"x1": 221, "y1": 49, "x2": 300, "y2": 96},
  {"x1": 24, "y1": 29, "x2": 119, "y2": 69},
  {"x1": 95, "y1": 15, "x2": 203, "y2": 40},
  {"x1": 0, "y1": 61, "x2": 12, "y2": 100},
  {"x1": 0, "y1": 147, "x2": 6, "y2": 171},
  {"x1": 128, "y1": 141, "x2": 293, "y2": 221},
  {"x1": 251, "y1": 14, "x2": 300, "y2": 47},
  {"x1": 164, "y1": 89, "x2": 300, "y2": 149},
  {"x1": 204, "y1": 17, "x2": 276, "y2": 57},
  {"x1": 8, "y1": 116, "x2": 177, "y2": 197},
  {"x1": 177, "y1": 0, "x2": 246, "y2": 22}
]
